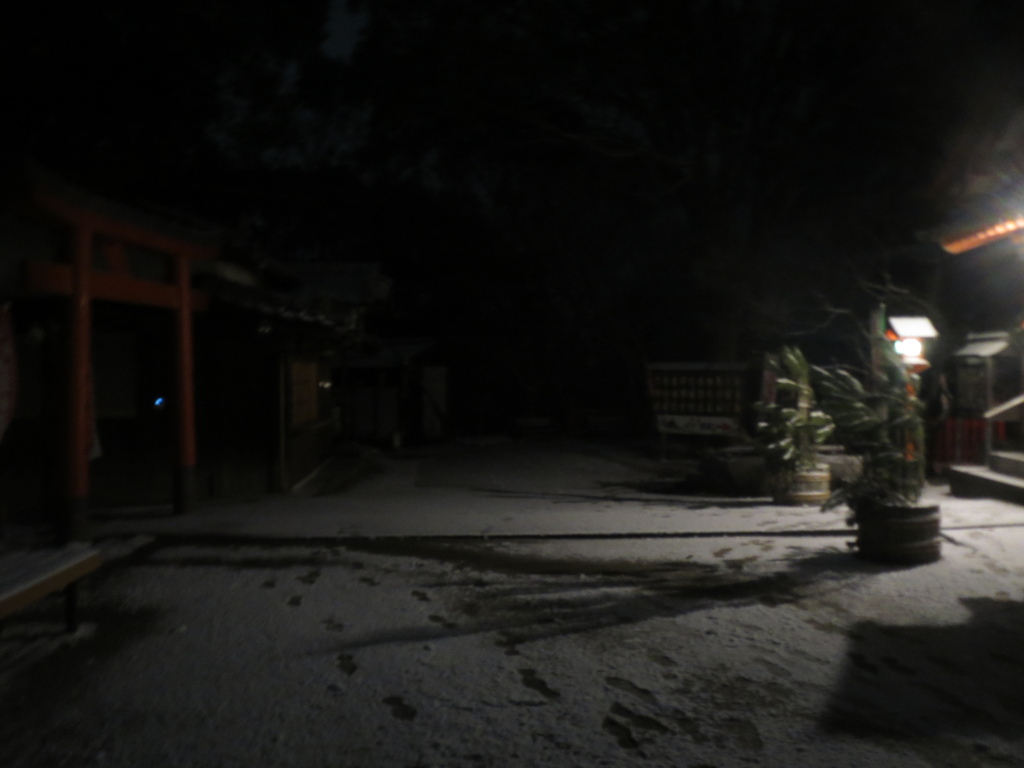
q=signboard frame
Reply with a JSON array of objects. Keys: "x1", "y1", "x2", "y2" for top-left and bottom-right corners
[{"x1": 648, "y1": 362, "x2": 748, "y2": 437}]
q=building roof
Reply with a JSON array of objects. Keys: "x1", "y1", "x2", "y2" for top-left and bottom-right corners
[
  {"x1": 6, "y1": 163, "x2": 223, "y2": 253},
  {"x1": 281, "y1": 262, "x2": 391, "y2": 304},
  {"x1": 343, "y1": 339, "x2": 434, "y2": 368},
  {"x1": 888, "y1": 316, "x2": 938, "y2": 339},
  {"x1": 954, "y1": 332, "x2": 1012, "y2": 358},
  {"x1": 205, "y1": 278, "x2": 360, "y2": 336}
]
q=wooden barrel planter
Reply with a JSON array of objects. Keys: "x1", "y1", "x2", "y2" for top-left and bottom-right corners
[
  {"x1": 854, "y1": 503, "x2": 942, "y2": 565},
  {"x1": 775, "y1": 465, "x2": 831, "y2": 506}
]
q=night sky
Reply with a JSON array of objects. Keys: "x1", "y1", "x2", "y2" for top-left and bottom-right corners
[{"x1": 5, "y1": 0, "x2": 1024, "y2": 422}]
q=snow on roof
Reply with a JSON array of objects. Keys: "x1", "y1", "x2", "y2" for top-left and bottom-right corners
[
  {"x1": 888, "y1": 316, "x2": 938, "y2": 339},
  {"x1": 954, "y1": 337, "x2": 1010, "y2": 358}
]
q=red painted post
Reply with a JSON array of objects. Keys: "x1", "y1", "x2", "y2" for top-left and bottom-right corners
[
  {"x1": 65, "y1": 224, "x2": 93, "y2": 541},
  {"x1": 173, "y1": 254, "x2": 197, "y2": 514}
]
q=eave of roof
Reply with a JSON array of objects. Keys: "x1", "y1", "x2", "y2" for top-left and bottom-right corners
[
  {"x1": 939, "y1": 214, "x2": 1024, "y2": 254},
  {"x1": 5, "y1": 163, "x2": 223, "y2": 255}
]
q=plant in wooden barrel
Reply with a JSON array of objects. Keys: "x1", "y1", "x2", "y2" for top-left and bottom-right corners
[
  {"x1": 755, "y1": 347, "x2": 834, "y2": 506},
  {"x1": 815, "y1": 343, "x2": 940, "y2": 564}
]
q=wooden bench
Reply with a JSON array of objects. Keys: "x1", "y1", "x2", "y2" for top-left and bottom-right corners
[{"x1": 0, "y1": 543, "x2": 103, "y2": 633}]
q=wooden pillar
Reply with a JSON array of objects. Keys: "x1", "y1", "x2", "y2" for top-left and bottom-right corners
[
  {"x1": 869, "y1": 304, "x2": 886, "y2": 392},
  {"x1": 173, "y1": 254, "x2": 197, "y2": 514},
  {"x1": 278, "y1": 355, "x2": 290, "y2": 492},
  {"x1": 64, "y1": 225, "x2": 92, "y2": 542}
]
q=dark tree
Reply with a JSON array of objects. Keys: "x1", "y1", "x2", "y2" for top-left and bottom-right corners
[
  {"x1": 0, "y1": 0, "x2": 333, "y2": 197},
  {"x1": 9, "y1": 0, "x2": 1024, "y2": 424},
  {"x1": 335, "y1": 0, "x2": 961, "y2": 417}
]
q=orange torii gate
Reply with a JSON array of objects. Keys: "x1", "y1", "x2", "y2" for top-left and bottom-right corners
[{"x1": 21, "y1": 169, "x2": 218, "y2": 539}]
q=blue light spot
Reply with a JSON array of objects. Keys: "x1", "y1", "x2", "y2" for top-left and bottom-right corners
[{"x1": 154, "y1": 397, "x2": 165, "y2": 407}]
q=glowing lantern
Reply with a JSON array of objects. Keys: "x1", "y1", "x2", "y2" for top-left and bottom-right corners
[{"x1": 888, "y1": 316, "x2": 938, "y2": 372}]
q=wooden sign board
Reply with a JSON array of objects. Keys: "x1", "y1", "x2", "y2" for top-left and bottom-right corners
[{"x1": 648, "y1": 363, "x2": 746, "y2": 436}]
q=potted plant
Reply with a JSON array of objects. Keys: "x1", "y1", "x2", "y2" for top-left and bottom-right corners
[
  {"x1": 814, "y1": 341, "x2": 941, "y2": 564},
  {"x1": 755, "y1": 346, "x2": 834, "y2": 505}
]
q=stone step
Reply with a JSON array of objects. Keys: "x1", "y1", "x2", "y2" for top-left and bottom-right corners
[
  {"x1": 949, "y1": 463, "x2": 1024, "y2": 506},
  {"x1": 989, "y1": 450, "x2": 1024, "y2": 479}
]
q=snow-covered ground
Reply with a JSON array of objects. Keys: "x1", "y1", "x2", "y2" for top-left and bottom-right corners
[{"x1": 2, "y1": 439, "x2": 1024, "y2": 767}]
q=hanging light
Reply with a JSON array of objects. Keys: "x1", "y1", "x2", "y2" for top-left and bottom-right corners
[{"x1": 888, "y1": 316, "x2": 938, "y2": 371}]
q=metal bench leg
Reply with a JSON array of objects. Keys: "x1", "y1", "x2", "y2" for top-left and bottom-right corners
[{"x1": 64, "y1": 583, "x2": 79, "y2": 633}]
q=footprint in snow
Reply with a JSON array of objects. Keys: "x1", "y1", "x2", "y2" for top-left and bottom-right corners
[
  {"x1": 609, "y1": 702, "x2": 670, "y2": 734},
  {"x1": 605, "y1": 676, "x2": 657, "y2": 705},
  {"x1": 519, "y1": 669, "x2": 560, "y2": 700},
  {"x1": 383, "y1": 695, "x2": 417, "y2": 720},
  {"x1": 411, "y1": 590, "x2": 430, "y2": 602},
  {"x1": 646, "y1": 651, "x2": 677, "y2": 668},
  {"x1": 321, "y1": 618, "x2": 345, "y2": 632},
  {"x1": 336, "y1": 653, "x2": 357, "y2": 675},
  {"x1": 495, "y1": 634, "x2": 521, "y2": 656},
  {"x1": 297, "y1": 569, "x2": 321, "y2": 585},
  {"x1": 602, "y1": 717, "x2": 641, "y2": 751},
  {"x1": 287, "y1": 595, "x2": 302, "y2": 607}
]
